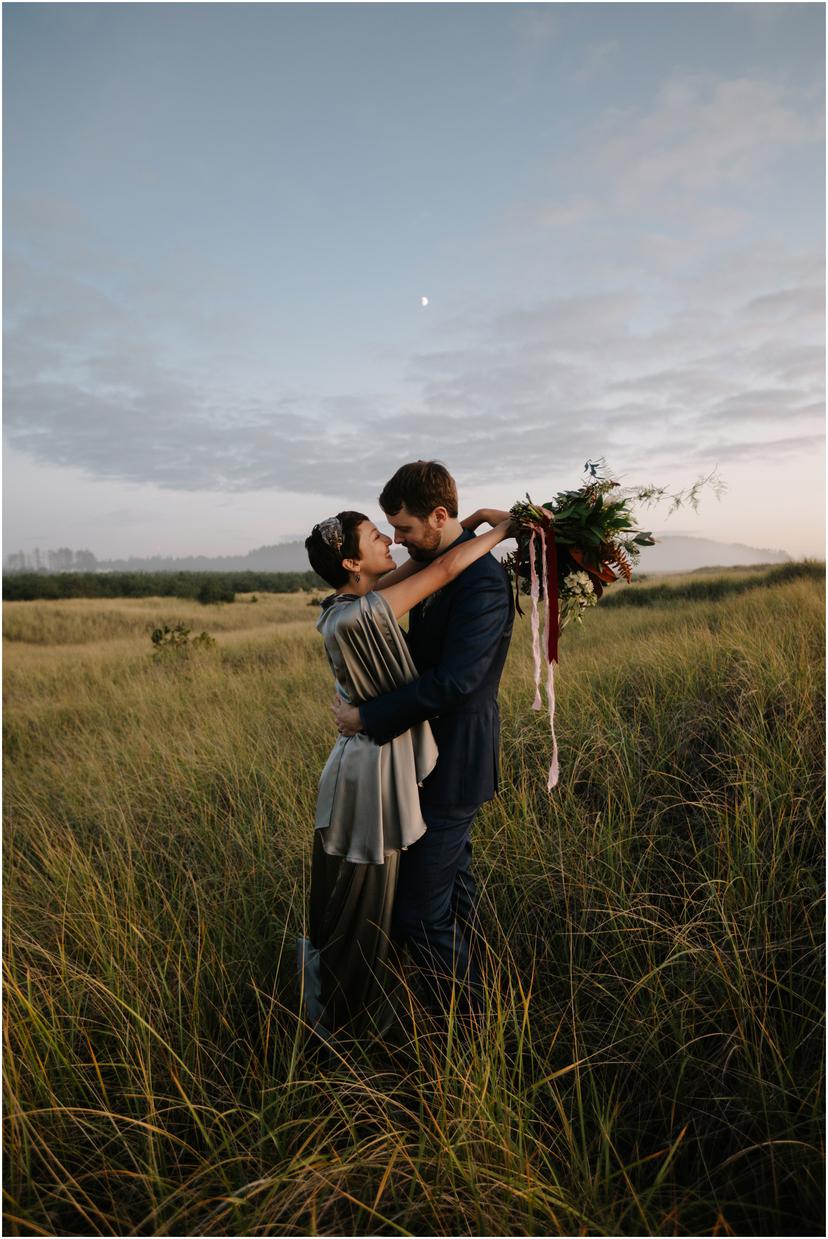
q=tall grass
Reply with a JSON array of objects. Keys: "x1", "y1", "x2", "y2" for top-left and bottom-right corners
[
  {"x1": 3, "y1": 570, "x2": 824, "y2": 1235},
  {"x1": 1, "y1": 592, "x2": 320, "y2": 645},
  {"x1": 602, "y1": 559, "x2": 824, "y2": 607}
]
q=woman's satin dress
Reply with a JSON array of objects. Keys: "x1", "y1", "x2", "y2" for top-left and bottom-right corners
[{"x1": 297, "y1": 589, "x2": 438, "y2": 1039}]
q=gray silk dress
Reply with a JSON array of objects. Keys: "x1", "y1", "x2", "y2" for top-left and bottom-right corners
[{"x1": 297, "y1": 589, "x2": 438, "y2": 1040}]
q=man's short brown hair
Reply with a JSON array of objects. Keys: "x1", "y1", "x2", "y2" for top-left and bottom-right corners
[{"x1": 379, "y1": 460, "x2": 458, "y2": 519}]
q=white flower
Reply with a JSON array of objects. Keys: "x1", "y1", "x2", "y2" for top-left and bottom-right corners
[{"x1": 563, "y1": 569, "x2": 595, "y2": 599}]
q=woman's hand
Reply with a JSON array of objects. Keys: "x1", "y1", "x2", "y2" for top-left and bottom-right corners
[{"x1": 332, "y1": 694, "x2": 364, "y2": 735}]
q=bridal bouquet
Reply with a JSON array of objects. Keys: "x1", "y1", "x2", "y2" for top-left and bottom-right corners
[{"x1": 505, "y1": 458, "x2": 724, "y2": 789}]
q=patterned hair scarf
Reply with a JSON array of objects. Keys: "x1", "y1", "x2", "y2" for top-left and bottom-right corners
[{"x1": 315, "y1": 516, "x2": 344, "y2": 555}]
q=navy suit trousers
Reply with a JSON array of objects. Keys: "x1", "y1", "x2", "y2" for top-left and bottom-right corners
[{"x1": 391, "y1": 805, "x2": 485, "y2": 1019}]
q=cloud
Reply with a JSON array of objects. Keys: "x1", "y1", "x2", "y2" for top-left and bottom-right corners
[
  {"x1": 5, "y1": 233, "x2": 822, "y2": 499},
  {"x1": 682, "y1": 432, "x2": 825, "y2": 465},
  {"x1": 742, "y1": 285, "x2": 824, "y2": 322},
  {"x1": 589, "y1": 75, "x2": 823, "y2": 208},
  {"x1": 612, "y1": 77, "x2": 818, "y2": 201},
  {"x1": 510, "y1": 6, "x2": 560, "y2": 95},
  {"x1": 570, "y1": 40, "x2": 618, "y2": 85},
  {"x1": 516, "y1": 73, "x2": 823, "y2": 275},
  {"x1": 520, "y1": 196, "x2": 598, "y2": 232},
  {"x1": 701, "y1": 387, "x2": 820, "y2": 425},
  {"x1": 4, "y1": 57, "x2": 823, "y2": 507}
]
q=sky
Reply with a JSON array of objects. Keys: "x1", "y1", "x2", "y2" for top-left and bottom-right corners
[{"x1": 3, "y1": 2, "x2": 825, "y2": 560}]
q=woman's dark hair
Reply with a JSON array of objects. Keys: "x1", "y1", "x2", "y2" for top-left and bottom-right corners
[
  {"x1": 379, "y1": 460, "x2": 458, "y2": 518},
  {"x1": 305, "y1": 511, "x2": 368, "y2": 588}
]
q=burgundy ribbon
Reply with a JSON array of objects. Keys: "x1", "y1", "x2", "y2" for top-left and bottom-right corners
[
  {"x1": 544, "y1": 521, "x2": 559, "y2": 664},
  {"x1": 513, "y1": 538, "x2": 525, "y2": 617},
  {"x1": 536, "y1": 524, "x2": 560, "y2": 789}
]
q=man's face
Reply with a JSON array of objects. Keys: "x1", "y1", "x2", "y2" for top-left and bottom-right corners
[{"x1": 386, "y1": 504, "x2": 443, "y2": 561}]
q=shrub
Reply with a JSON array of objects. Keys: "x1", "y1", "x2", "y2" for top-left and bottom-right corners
[
  {"x1": 149, "y1": 622, "x2": 215, "y2": 660},
  {"x1": 197, "y1": 580, "x2": 235, "y2": 605}
]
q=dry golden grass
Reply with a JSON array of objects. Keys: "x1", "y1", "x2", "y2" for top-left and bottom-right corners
[{"x1": 3, "y1": 567, "x2": 825, "y2": 1236}]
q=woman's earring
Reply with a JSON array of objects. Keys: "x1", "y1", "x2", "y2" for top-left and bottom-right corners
[{"x1": 354, "y1": 572, "x2": 361, "y2": 583}]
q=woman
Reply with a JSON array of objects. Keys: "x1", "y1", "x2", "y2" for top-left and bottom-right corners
[{"x1": 298, "y1": 507, "x2": 514, "y2": 1042}]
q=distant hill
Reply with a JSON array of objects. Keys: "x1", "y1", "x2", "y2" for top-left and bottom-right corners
[
  {"x1": 95, "y1": 534, "x2": 794, "y2": 576},
  {"x1": 490, "y1": 534, "x2": 793, "y2": 574},
  {"x1": 4, "y1": 534, "x2": 798, "y2": 576},
  {"x1": 631, "y1": 535, "x2": 792, "y2": 574},
  {"x1": 97, "y1": 534, "x2": 793, "y2": 576},
  {"x1": 91, "y1": 542, "x2": 314, "y2": 574}
]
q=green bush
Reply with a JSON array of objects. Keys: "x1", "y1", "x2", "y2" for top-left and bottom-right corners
[
  {"x1": 2, "y1": 570, "x2": 326, "y2": 602},
  {"x1": 197, "y1": 580, "x2": 235, "y2": 605},
  {"x1": 149, "y1": 622, "x2": 216, "y2": 660}
]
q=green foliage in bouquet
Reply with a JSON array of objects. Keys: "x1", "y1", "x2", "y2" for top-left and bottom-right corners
[{"x1": 504, "y1": 458, "x2": 725, "y2": 611}]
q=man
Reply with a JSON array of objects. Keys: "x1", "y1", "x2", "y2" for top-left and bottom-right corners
[{"x1": 332, "y1": 460, "x2": 514, "y2": 1022}]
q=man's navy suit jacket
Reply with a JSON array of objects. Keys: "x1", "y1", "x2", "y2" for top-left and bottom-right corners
[{"x1": 359, "y1": 530, "x2": 514, "y2": 815}]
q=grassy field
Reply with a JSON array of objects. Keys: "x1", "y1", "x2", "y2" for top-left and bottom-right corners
[{"x1": 3, "y1": 564, "x2": 825, "y2": 1236}]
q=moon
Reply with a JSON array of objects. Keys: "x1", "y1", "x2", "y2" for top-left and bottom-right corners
[{"x1": 420, "y1": 296, "x2": 429, "y2": 307}]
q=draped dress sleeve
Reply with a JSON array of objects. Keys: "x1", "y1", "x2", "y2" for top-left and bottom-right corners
[{"x1": 314, "y1": 590, "x2": 438, "y2": 864}]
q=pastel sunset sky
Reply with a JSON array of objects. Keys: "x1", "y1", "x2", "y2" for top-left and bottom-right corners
[{"x1": 3, "y1": 2, "x2": 825, "y2": 559}]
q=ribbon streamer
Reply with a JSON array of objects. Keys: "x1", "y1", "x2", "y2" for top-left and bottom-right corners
[
  {"x1": 513, "y1": 539, "x2": 525, "y2": 618},
  {"x1": 545, "y1": 656, "x2": 559, "y2": 790},
  {"x1": 545, "y1": 523, "x2": 559, "y2": 665},
  {"x1": 537, "y1": 525, "x2": 560, "y2": 789},
  {"x1": 528, "y1": 529, "x2": 542, "y2": 711}
]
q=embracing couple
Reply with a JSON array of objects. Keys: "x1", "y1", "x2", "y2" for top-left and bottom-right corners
[{"x1": 297, "y1": 460, "x2": 516, "y2": 1042}]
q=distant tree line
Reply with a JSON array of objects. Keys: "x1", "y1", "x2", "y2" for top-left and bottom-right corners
[
  {"x1": 2, "y1": 570, "x2": 326, "y2": 602},
  {"x1": 4, "y1": 548, "x2": 98, "y2": 573},
  {"x1": 3, "y1": 541, "x2": 318, "y2": 575}
]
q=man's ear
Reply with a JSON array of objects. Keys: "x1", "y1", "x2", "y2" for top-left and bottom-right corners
[{"x1": 432, "y1": 506, "x2": 449, "y2": 529}]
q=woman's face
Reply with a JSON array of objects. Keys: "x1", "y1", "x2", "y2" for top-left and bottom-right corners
[{"x1": 355, "y1": 520, "x2": 395, "y2": 575}]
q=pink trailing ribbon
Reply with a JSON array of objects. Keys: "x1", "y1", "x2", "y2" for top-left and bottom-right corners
[
  {"x1": 532, "y1": 525, "x2": 560, "y2": 790},
  {"x1": 528, "y1": 529, "x2": 542, "y2": 711}
]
